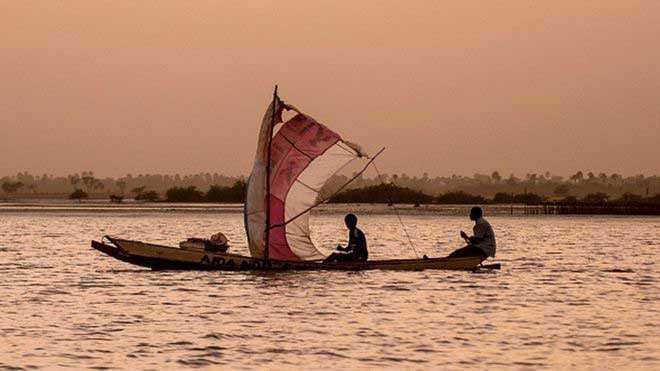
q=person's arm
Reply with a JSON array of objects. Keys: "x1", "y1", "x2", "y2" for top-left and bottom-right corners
[
  {"x1": 470, "y1": 224, "x2": 485, "y2": 245},
  {"x1": 356, "y1": 231, "x2": 367, "y2": 251},
  {"x1": 468, "y1": 236, "x2": 483, "y2": 244},
  {"x1": 461, "y1": 230, "x2": 481, "y2": 244},
  {"x1": 344, "y1": 230, "x2": 357, "y2": 253}
]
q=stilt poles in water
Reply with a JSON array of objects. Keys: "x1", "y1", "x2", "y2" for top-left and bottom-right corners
[{"x1": 525, "y1": 202, "x2": 660, "y2": 215}]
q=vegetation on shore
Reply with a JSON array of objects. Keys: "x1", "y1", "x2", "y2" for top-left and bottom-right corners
[
  {"x1": 68, "y1": 189, "x2": 88, "y2": 202},
  {"x1": 132, "y1": 186, "x2": 160, "y2": 202},
  {"x1": 2, "y1": 170, "x2": 660, "y2": 205},
  {"x1": 93, "y1": 181, "x2": 247, "y2": 203},
  {"x1": 328, "y1": 184, "x2": 660, "y2": 205},
  {"x1": 164, "y1": 181, "x2": 246, "y2": 203},
  {"x1": 329, "y1": 184, "x2": 434, "y2": 204},
  {"x1": 2, "y1": 181, "x2": 24, "y2": 197}
]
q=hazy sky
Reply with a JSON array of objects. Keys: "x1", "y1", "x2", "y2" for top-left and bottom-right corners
[{"x1": 2, "y1": 1, "x2": 659, "y2": 178}]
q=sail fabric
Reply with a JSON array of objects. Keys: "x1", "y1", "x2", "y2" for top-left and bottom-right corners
[
  {"x1": 244, "y1": 96, "x2": 286, "y2": 259},
  {"x1": 245, "y1": 105, "x2": 364, "y2": 260}
]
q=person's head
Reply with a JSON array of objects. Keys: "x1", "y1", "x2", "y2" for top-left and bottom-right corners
[
  {"x1": 344, "y1": 213, "x2": 358, "y2": 229},
  {"x1": 469, "y1": 206, "x2": 483, "y2": 221}
]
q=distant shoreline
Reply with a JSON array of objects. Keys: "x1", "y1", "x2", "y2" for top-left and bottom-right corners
[{"x1": 1, "y1": 200, "x2": 659, "y2": 217}]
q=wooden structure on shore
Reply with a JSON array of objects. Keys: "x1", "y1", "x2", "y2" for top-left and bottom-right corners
[{"x1": 523, "y1": 203, "x2": 660, "y2": 216}]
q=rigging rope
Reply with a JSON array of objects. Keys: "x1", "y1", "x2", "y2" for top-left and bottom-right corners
[{"x1": 371, "y1": 162, "x2": 420, "y2": 259}]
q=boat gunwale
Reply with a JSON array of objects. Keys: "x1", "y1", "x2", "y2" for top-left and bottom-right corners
[{"x1": 102, "y1": 236, "x2": 484, "y2": 266}]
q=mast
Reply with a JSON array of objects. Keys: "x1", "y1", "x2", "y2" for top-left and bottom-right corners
[{"x1": 264, "y1": 85, "x2": 278, "y2": 261}]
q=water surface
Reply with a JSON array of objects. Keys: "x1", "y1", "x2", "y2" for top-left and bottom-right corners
[{"x1": 1, "y1": 207, "x2": 658, "y2": 369}]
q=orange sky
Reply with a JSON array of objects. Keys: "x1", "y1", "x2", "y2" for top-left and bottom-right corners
[{"x1": 2, "y1": 1, "x2": 659, "y2": 177}]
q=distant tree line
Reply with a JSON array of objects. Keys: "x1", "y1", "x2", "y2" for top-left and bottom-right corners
[
  {"x1": 1, "y1": 181, "x2": 24, "y2": 196},
  {"x1": 2, "y1": 170, "x2": 660, "y2": 202},
  {"x1": 320, "y1": 170, "x2": 660, "y2": 201},
  {"x1": 329, "y1": 184, "x2": 434, "y2": 204},
  {"x1": 164, "y1": 181, "x2": 246, "y2": 203},
  {"x1": 328, "y1": 184, "x2": 660, "y2": 206},
  {"x1": 328, "y1": 184, "x2": 491, "y2": 204},
  {"x1": 0, "y1": 171, "x2": 243, "y2": 198},
  {"x1": 80, "y1": 180, "x2": 249, "y2": 203}
]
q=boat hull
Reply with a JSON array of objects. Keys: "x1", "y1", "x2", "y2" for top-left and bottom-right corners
[{"x1": 91, "y1": 236, "x2": 486, "y2": 271}]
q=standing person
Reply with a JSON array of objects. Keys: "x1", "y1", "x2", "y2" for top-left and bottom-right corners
[
  {"x1": 448, "y1": 206, "x2": 496, "y2": 258},
  {"x1": 323, "y1": 213, "x2": 368, "y2": 263}
]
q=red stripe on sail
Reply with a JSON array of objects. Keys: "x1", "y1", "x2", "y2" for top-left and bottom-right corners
[{"x1": 265, "y1": 114, "x2": 340, "y2": 260}]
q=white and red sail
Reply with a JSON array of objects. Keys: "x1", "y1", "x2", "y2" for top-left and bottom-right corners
[{"x1": 244, "y1": 95, "x2": 366, "y2": 260}]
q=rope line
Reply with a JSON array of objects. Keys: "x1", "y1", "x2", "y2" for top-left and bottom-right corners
[{"x1": 371, "y1": 162, "x2": 420, "y2": 259}]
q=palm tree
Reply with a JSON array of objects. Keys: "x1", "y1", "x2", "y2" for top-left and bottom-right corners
[
  {"x1": 81, "y1": 172, "x2": 104, "y2": 195},
  {"x1": 570, "y1": 171, "x2": 584, "y2": 183},
  {"x1": 525, "y1": 173, "x2": 538, "y2": 185},
  {"x1": 491, "y1": 171, "x2": 502, "y2": 183}
]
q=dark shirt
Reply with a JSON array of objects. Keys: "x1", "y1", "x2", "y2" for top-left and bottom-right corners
[{"x1": 346, "y1": 227, "x2": 368, "y2": 261}]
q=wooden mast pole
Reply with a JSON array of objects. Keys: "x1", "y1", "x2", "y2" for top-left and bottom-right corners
[{"x1": 264, "y1": 85, "x2": 278, "y2": 261}]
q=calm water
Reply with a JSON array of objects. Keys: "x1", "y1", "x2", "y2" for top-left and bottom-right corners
[{"x1": 1, "y1": 206, "x2": 658, "y2": 370}]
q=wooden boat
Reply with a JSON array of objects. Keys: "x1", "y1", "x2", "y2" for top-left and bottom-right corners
[
  {"x1": 91, "y1": 236, "x2": 487, "y2": 271},
  {"x1": 91, "y1": 88, "x2": 498, "y2": 273}
]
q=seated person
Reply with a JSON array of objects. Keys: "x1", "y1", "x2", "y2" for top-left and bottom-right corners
[
  {"x1": 323, "y1": 213, "x2": 368, "y2": 263},
  {"x1": 448, "y1": 206, "x2": 496, "y2": 259}
]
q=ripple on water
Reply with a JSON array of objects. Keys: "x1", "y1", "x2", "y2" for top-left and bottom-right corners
[{"x1": 1, "y1": 211, "x2": 659, "y2": 370}]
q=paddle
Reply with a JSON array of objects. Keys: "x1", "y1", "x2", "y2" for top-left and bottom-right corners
[{"x1": 460, "y1": 230, "x2": 471, "y2": 245}]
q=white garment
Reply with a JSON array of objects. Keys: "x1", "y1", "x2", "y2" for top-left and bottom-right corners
[{"x1": 473, "y1": 217, "x2": 496, "y2": 257}]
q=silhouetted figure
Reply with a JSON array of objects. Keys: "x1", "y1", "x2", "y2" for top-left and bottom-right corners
[
  {"x1": 448, "y1": 206, "x2": 496, "y2": 259},
  {"x1": 323, "y1": 214, "x2": 368, "y2": 263}
]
